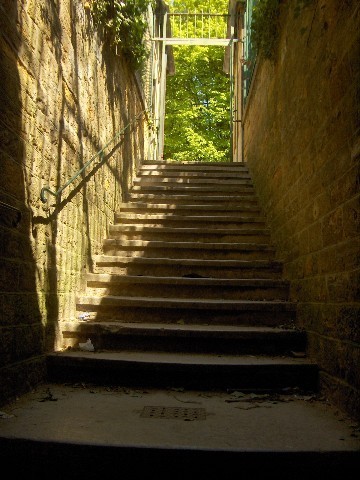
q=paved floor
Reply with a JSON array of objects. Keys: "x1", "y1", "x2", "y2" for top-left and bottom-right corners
[{"x1": 0, "y1": 383, "x2": 359, "y2": 452}]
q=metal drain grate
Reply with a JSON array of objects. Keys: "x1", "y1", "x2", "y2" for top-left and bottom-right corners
[{"x1": 140, "y1": 406, "x2": 206, "y2": 421}]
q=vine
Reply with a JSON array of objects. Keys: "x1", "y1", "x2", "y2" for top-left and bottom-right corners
[
  {"x1": 89, "y1": 0, "x2": 154, "y2": 70},
  {"x1": 250, "y1": 0, "x2": 281, "y2": 60},
  {"x1": 250, "y1": 0, "x2": 315, "y2": 61}
]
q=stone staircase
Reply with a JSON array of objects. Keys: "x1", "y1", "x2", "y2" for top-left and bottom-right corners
[
  {"x1": 47, "y1": 161, "x2": 318, "y2": 392},
  {"x1": 3, "y1": 162, "x2": 359, "y2": 478}
]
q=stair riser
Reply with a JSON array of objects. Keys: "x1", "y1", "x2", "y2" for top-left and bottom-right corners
[
  {"x1": 128, "y1": 195, "x2": 260, "y2": 205},
  {"x1": 108, "y1": 230, "x2": 271, "y2": 244},
  {"x1": 94, "y1": 264, "x2": 282, "y2": 279},
  {"x1": 74, "y1": 306, "x2": 295, "y2": 326},
  {"x1": 46, "y1": 356, "x2": 318, "y2": 391},
  {"x1": 85, "y1": 284, "x2": 289, "y2": 301},
  {"x1": 119, "y1": 207, "x2": 262, "y2": 216},
  {"x1": 137, "y1": 172, "x2": 252, "y2": 179},
  {"x1": 114, "y1": 218, "x2": 266, "y2": 228},
  {"x1": 102, "y1": 247, "x2": 275, "y2": 261},
  {"x1": 133, "y1": 176, "x2": 253, "y2": 187},
  {"x1": 142, "y1": 161, "x2": 248, "y2": 166},
  {"x1": 131, "y1": 186, "x2": 256, "y2": 194},
  {"x1": 139, "y1": 165, "x2": 250, "y2": 173},
  {"x1": 62, "y1": 332, "x2": 305, "y2": 355}
]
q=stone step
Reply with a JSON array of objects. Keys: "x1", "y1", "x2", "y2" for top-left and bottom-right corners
[
  {"x1": 130, "y1": 185, "x2": 255, "y2": 194},
  {"x1": 128, "y1": 193, "x2": 260, "y2": 205},
  {"x1": 114, "y1": 213, "x2": 266, "y2": 228},
  {"x1": 137, "y1": 170, "x2": 252, "y2": 179},
  {"x1": 142, "y1": 160, "x2": 248, "y2": 167},
  {"x1": 141, "y1": 160, "x2": 248, "y2": 170},
  {"x1": 108, "y1": 225, "x2": 271, "y2": 243},
  {"x1": 84, "y1": 274, "x2": 290, "y2": 300},
  {"x1": 76, "y1": 295, "x2": 295, "y2": 325},
  {"x1": 62, "y1": 322, "x2": 305, "y2": 355},
  {"x1": 102, "y1": 240, "x2": 275, "y2": 261},
  {"x1": 133, "y1": 177, "x2": 254, "y2": 186},
  {"x1": 119, "y1": 203, "x2": 261, "y2": 215},
  {"x1": 46, "y1": 350, "x2": 318, "y2": 391},
  {"x1": 93, "y1": 255, "x2": 283, "y2": 279}
]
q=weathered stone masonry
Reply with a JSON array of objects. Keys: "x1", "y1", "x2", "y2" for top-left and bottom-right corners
[
  {"x1": 243, "y1": 0, "x2": 359, "y2": 418},
  {"x1": 0, "y1": 0, "x2": 148, "y2": 405}
]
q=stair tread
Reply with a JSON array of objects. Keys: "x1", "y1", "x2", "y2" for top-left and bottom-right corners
[
  {"x1": 131, "y1": 185, "x2": 255, "y2": 191},
  {"x1": 86, "y1": 273, "x2": 288, "y2": 286},
  {"x1": 48, "y1": 350, "x2": 314, "y2": 366},
  {"x1": 129, "y1": 194, "x2": 259, "y2": 200},
  {"x1": 64, "y1": 321, "x2": 300, "y2": 335},
  {"x1": 103, "y1": 240, "x2": 274, "y2": 250},
  {"x1": 115, "y1": 214, "x2": 265, "y2": 222},
  {"x1": 95, "y1": 255, "x2": 280, "y2": 264},
  {"x1": 110, "y1": 225, "x2": 270, "y2": 234},
  {"x1": 142, "y1": 161, "x2": 248, "y2": 166},
  {"x1": 77, "y1": 295, "x2": 295, "y2": 309},
  {"x1": 120, "y1": 203, "x2": 260, "y2": 211},
  {"x1": 134, "y1": 178, "x2": 253, "y2": 184},
  {"x1": 94, "y1": 255, "x2": 281, "y2": 267},
  {"x1": 138, "y1": 171, "x2": 251, "y2": 178}
]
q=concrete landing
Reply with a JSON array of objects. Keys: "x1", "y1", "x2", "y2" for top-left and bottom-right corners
[{"x1": 0, "y1": 383, "x2": 358, "y2": 477}]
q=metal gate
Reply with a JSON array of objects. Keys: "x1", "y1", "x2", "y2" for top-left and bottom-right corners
[{"x1": 149, "y1": 9, "x2": 241, "y2": 162}]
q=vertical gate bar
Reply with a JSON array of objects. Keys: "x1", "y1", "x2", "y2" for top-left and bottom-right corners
[{"x1": 157, "y1": 11, "x2": 167, "y2": 160}]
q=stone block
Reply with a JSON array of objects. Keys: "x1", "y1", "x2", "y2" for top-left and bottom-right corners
[
  {"x1": 342, "y1": 195, "x2": 360, "y2": 239},
  {"x1": 321, "y1": 207, "x2": 344, "y2": 247},
  {"x1": 308, "y1": 222, "x2": 323, "y2": 253},
  {"x1": 328, "y1": 57, "x2": 353, "y2": 107},
  {"x1": 0, "y1": 256, "x2": 19, "y2": 292},
  {"x1": 330, "y1": 162, "x2": 359, "y2": 208},
  {"x1": 0, "y1": 154, "x2": 25, "y2": 200},
  {"x1": 0, "y1": 357, "x2": 47, "y2": 406},
  {"x1": 308, "y1": 332, "x2": 360, "y2": 389},
  {"x1": 13, "y1": 324, "x2": 44, "y2": 361},
  {"x1": 337, "y1": 237, "x2": 360, "y2": 271},
  {"x1": 327, "y1": 270, "x2": 360, "y2": 303},
  {"x1": 320, "y1": 371, "x2": 360, "y2": 422}
]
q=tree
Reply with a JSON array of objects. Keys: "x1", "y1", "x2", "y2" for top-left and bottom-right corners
[{"x1": 164, "y1": 0, "x2": 231, "y2": 162}]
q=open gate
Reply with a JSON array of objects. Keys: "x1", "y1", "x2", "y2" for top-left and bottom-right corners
[{"x1": 148, "y1": 6, "x2": 244, "y2": 162}]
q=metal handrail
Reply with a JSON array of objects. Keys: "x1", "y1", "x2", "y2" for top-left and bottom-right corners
[{"x1": 40, "y1": 109, "x2": 147, "y2": 203}]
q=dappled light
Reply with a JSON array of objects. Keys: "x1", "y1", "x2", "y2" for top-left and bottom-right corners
[{"x1": 1, "y1": 2, "x2": 359, "y2": 462}]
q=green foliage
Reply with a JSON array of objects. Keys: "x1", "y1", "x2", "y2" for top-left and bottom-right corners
[
  {"x1": 250, "y1": 0, "x2": 315, "y2": 60},
  {"x1": 250, "y1": 0, "x2": 281, "y2": 60},
  {"x1": 90, "y1": 0, "x2": 153, "y2": 70},
  {"x1": 164, "y1": 0, "x2": 231, "y2": 162}
]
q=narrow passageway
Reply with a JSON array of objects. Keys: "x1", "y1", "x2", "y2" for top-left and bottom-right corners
[{"x1": 0, "y1": 0, "x2": 359, "y2": 475}]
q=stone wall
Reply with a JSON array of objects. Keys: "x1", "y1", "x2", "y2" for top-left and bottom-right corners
[
  {"x1": 0, "y1": 0, "x2": 148, "y2": 405},
  {"x1": 243, "y1": 0, "x2": 359, "y2": 418}
]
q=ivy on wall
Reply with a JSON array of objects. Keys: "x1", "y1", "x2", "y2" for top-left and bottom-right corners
[
  {"x1": 250, "y1": 0, "x2": 314, "y2": 60},
  {"x1": 250, "y1": 0, "x2": 281, "y2": 60},
  {"x1": 90, "y1": 0, "x2": 154, "y2": 70}
]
